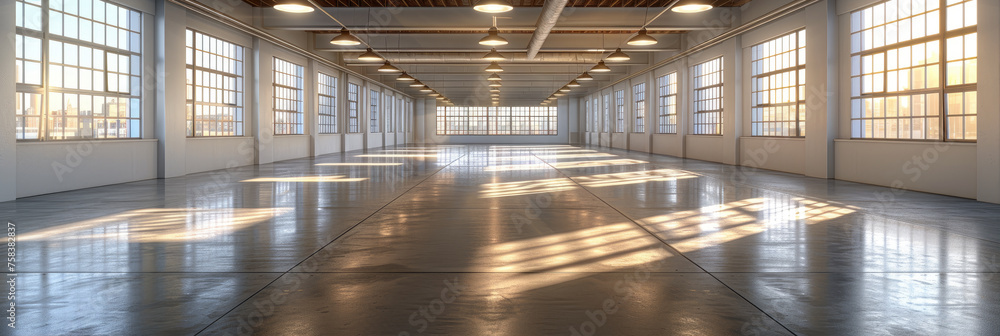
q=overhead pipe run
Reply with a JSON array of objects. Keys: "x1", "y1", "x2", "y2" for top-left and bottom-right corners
[
  {"x1": 166, "y1": 0, "x2": 413, "y2": 98},
  {"x1": 595, "y1": 0, "x2": 820, "y2": 93},
  {"x1": 525, "y1": 0, "x2": 570, "y2": 60}
]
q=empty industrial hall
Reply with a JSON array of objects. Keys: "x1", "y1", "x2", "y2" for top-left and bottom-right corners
[{"x1": 2, "y1": 0, "x2": 999, "y2": 335}]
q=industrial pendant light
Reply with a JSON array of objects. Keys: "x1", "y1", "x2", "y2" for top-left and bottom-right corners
[
  {"x1": 577, "y1": 72, "x2": 594, "y2": 80},
  {"x1": 627, "y1": 28, "x2": 657, "y2": 46},
  {"x1": 554, "y1": 92, "x2": 565, "y2": 96},
  {"x1": 473, "y1": 0, "x2": 513, "y2": 13},
  {"x1": 357, "y1": 48, "x2": 383, "y2": 61},
  {"x1": 489, "y1": 82, "x2": 502, "y2": 87},
  {"x1": 672, "y1": 0, "x2": 714, "y2": 13},
  {"x1": 606, "y1": 48, "x2": 631, "y2": 61},
  {"x1": 377, "y1": 61, "x2": 401, "y2": 72},
  {"x1": 330, "y1": 28, "x2": 362, "y2": 46},
  {"x1": 485, "y1": 61, "x2": 504, "y2": 72},
  {"x1": 410, "y1": 80, "x2": 425, "y2": 88},
  {"x1": 429, "y1": 92, "x2": 440, "y2": 97},
  {"x1": 419, "y1": 86, "x2": 433, "y2": 92},
  {"x1": 480, "y1": 18, "x2": 509, "y2": 46},
  {"x1": 567, "y1": 79, "x2": 581, "y2": 87},
  {"x1": 487, "y1": 73, "x2": 502, "y2": 81},
  {"x1": 396, "y1": 72, "x2": 415, "y2": 81},
  {"x1": 559, "y1": 86, "x2": 571, "y2": 92},
  {"x1": 591, "y1": 61, "x2": 612, "y2": 72},
  {"x1": 436, "y1": 96, "x2": 446, "y2": 100},
  {"x1": 490, "y1": 88, "x2": 500, "y2": 93},
  {"x1": 273, "y1": 0, "x2": 314, "y2": 13},
  {"x1": 482, "y1": 48, "x2": 506, "y2": 61}
]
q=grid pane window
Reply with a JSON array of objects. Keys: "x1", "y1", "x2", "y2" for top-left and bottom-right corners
[
  {"x1": 602, "y1": 94, "x2": 610, "y2": 133},
  {"x1": 318, "y1": 72, "x2": 337, "y2": 134},
  {"x1": 613, "y1": 90, "x2": 626, "y2": 133},
  {"x1": 436, "y1": 107, "x2": 557, "y2": 135},
  {"x1": 347, "y1": 83, "x2": 360, "y2": 133},
  {"x1": 751, "y1": 29, "x2": 806, "y2": 137},
  {"x1": 657, "y1": 73, "x2": 678, "y2": 134},
  {"x1": 692, "y1": 57, "x2": 724, "y2": 135},
  {"x1": 273, "y1": 58, "x2": 304, "y2": 135},
  {"x1": 15, "y1": 0, "x2": 142, "y2": 140},
  {"x1": 590, "y1": 97, "x2": 601, "y2": 132},
  {"x1": 584, "y1": 101, "x2": 591, "y2": 132},
  {"x1": 850, "y1": 0, "x2": 976, "y2": 140},
  {"x1": 369, "y1": 89, "x2": 380, "y2": 133},
  {"x1": 186, "y1": 29, "x2": 244, "y2": 137},
  {"x1": 396, "y1": 98, "x2": 406, "y2": 133},
  {"x1": 633, "y1": 83, "x2": 646, "y2": 133},
  {"x1": 384, "y1": 93, "x2": 393, "y2": 132}
]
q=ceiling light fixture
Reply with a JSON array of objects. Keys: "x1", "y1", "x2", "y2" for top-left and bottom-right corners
[
  {"x1": 567, "y1": 79, "x2": 581, "y2": 87},
  {"x1": 554, "y1": 93, "x2": 565, "y2": 96},
  {"x1": 672, "y1": 0, "x2": 714, "y2": 13},
  {"x1": 479, "y1": 27, "x2": 509, "y2": 46},
  {"x1": 489, "y1": 82, "x2": 502, "y2": 87},
  {"x1": 487, "y1": 73, "x2": 502, "y2": 81},
  {"x1": 410, "y1": 80, "x2": 425, "y2": 88},
  {"x1": 591, "y1": 61, "x2": 612, "y2": 72},
  {"x1": 357, "y1": 48, "x2": 382, "y2": 61},
  {"x1": 419, "y1": 86, "x2": 433, "y2": 92},
  {"x1": 577, "y1": 72, "x2": 593, "y2": 80},
  {"x1": 485, "y1": 61, "x2": 504, "y2": 72},
  {"x1": 559, "y1": 86, "x2": 571, "y2": 92},
  {"x1": 396, "y1": 72, "x2": 415, "y2": 81},
  {"x1": 429, "y1": 92, "x2": 440, "y2": 97},
  {"x1": 377, "y1": 61, "x2": 401, "y2": 72},
  {"x1": 482, "y1": 48, "x2": 506, "y2": 61},
  {"x1": 473, "y1": 0, "x2": 514, "y2": 13},
  {"x1": 330, "y1": 28, "x2": 362, "y2": 46},
  {"x1": 627, "y1": 28, "x2": 658, "y2": 46},
  {"x1": 273, "y1": 0, "x2": 314, "y2": 13},
  {"x1": 606, "y1": 48, "x2": 631, "y2": 61}
]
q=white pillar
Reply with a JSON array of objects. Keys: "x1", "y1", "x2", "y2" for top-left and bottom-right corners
[
  {"x1": 977, "y1": 0, "x2": 1000, "y2": 203},
  {"x1": 154, "y1": 0, "x2": 187, "y2": 178},
  {"x1": 0, "y1": 0, "x2": 17, "y2": 202}
]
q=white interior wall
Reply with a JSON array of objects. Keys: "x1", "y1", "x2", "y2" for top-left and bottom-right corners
[
  {"x1": 421, "y1": 100, "x2": 571, "y2": 145},
  {"x1": 3, "y1": 0, "x2": 415, "y2": 199},
  {"x1": 575, "y1": 0, "x2": 998, "y2": 203}
]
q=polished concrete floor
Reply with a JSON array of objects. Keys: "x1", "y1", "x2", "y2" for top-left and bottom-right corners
[{"x1": 4, "y1": 144, "x2": 1000, "y2": 335}]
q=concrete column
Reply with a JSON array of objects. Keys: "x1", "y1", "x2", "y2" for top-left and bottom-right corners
[
  {"x1": 0, "y1": 1, "x2": 16, "y2": 202},
  {"x1": 722, "y1": 38, "x2": 742, "y2": 166},
  {"x1": 977, "y1": 0, "x2": 1000, "y2": 203},
  {"x1": 803, "y1": 0, "x2": 838, "y2": 179},
  {"x1": 305, "y1": 59, "x2": 317, "y2": 157},
  {"x1": 253, "y1": 39, "x2": 274, "y2": 164},
  {"x1": 154, "y1": 0, "x2": 187, "y2": 178}
]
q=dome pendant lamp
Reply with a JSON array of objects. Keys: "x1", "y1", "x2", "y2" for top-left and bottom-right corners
[
  {"x1": 627, "y1": 28, "x2": 657, "y2": 46},
  {"x1": 330, "y1": 28, "x2": 362, "y2": 46},
  {"x1": 273, "y1": 0, "x2": 314, "y2": 13},
  {"x1": 473, "y1": 0, "x2": 514, "y2": 13}
]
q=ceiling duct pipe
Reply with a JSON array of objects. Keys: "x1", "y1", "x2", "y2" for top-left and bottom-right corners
[{"x1": 525, "y1": 0, "x2": 570, "y2": 60}]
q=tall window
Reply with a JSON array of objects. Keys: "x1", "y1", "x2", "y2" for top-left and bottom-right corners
[
  {"x1": 273, "y1": 57, "x2": 303, "y2": 135},
  {"x1": 369, "y1": 89, "x2": 381, "y2": 133},
  {"x1": 633, "y1": 83, "x2": 646, "y2": 133},
  {"x1": 347, "y1": 83, "x2": 360, "y2": 133},
  {"x1": 850, "y1": 0, "x2": 977, "y2": 140},
  {"x1": 657, "y1": 73, "x2": 678, "y2": 134},
  {"x1": 397, "y1": 97, "x2": 405, "y2": 133},
  {"x1": 15, "y1": 0, "x2": 143, "y2": 140},
  {"x1": 584, "y1": 101, "x2": 591, "y2": 132},
  {"x1": 318, "y1": 72, "x2": 337, "y2": 134},
  {"x1": 590, "y1": 97, "x2": 601, "y2": 132},
  {"x1": 384, "y1": 93, "x2": 394, "y2": 132},
  {"x1": 436, "y1": 107, "x2": 557, "y2": 135},
  {"x1": 186, "y1": 30, "x2": 244, "y2": 137},
  {"x1": 614, "y1": 90, "x2": 625, "y2": 133},
  {"x1": 692, "y1": 57, "x2": 724, "y2": 135},
  {"x1": 751, "y1": 29, "x2": 806, "y2": 137},
  {"x1": 602, "y1": 94, "x2": 610, "y2": 133}
]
